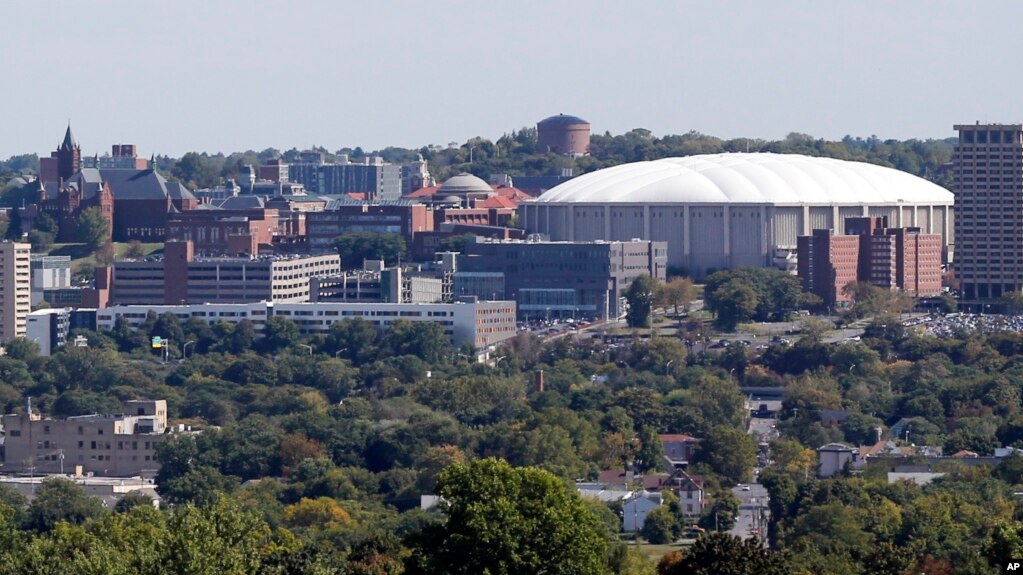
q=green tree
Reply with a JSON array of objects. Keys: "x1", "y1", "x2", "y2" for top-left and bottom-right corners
[
  {"x1": 984, "y1": 521, "x2": 1023, "y2": 571},
  {"x1": 24, "y1": 478, "x2": 106, "y2": 532},
  {"x1": 626, "y1": 275, "x2": 658, "y2": 328},
  {"x1": 27, "y1": 229, "x2": 53, "y2": 251},
  {"x1": 657, "y1": 276, "x2": 696, "y2": 319},
  {"x1": 5, "y1": 207, "x2": 22, "y2": 240},
  {"x1": 162, "y1": 498, "x2": 272, "y2": 575},
  {"x1": 75, "y1": 206, "x2": 110, "y2": 251},
  {"x1": 335, "y1": 231, "x2": 407, "y2": 268},
  {"x1": 409, "y1": 458, "x2": 609, "y2": 575},
  {"x1": 641, "y1": 505, "x2": 679, "y2": 544},
  {"x1": 708, "y1": 279, "x2": 758, "y2": 330},
  {"x1": 260, "y1": 316, "x2": 301, "y2": 354},
  {"x1": 437, "y1": 232, "x2": 477, "y2": 254},
  {"x1": 636, "y1": 426, "x2": 666, "y2": 473},
  {"x1": 33, "y1": 211, "x2": 58, "y2": 235},
  {"x1": 693, "y1": 426, "x2": 757, "y2": 486},
  {"x1": 658, "y1": 532, "x2": 791, "y2": 575},
  {"x1": 699, "y1": 491, "x2": 740, "y2": 532}
]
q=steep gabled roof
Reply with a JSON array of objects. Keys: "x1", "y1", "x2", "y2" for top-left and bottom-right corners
[
  {"x1": 61, "y1": 124, "x2": 78, "y2": 150},
  {"x1": 98, "y1": 169, "x2": 172, "y2": 200}
]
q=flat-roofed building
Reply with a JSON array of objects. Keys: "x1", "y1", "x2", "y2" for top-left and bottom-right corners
[
  {"x1": 101, "y1": 241, "x2": 341, "y2": 306},
  {"x1": 2, "y1": 399, "x2": 176, "y2": 477},
  {"x1": 306, "y1": 200, "x2": 434, "y2": 255},
  {"x1": 798, "y1": 217, "x2": 943, "y2": 307},
  {"x1": 953, "y1": 123, "x2": 1023, "y2": 308},
  {"x1": 94, "y1": 299, "x2": 516, "y2": 350},
  {"x1": 0, "y1": 242, "x2": 32, "y2": 342},
  {"x1": 456, "y1": 237, "x2": 667, "y2": 319},
  {"x1": 30, "y1": 255, "x2": 72, "y2": 306}
]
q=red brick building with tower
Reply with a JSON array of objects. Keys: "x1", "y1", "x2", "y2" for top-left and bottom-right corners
[{"x1": 24, "y1": 126, "x2": 197, "y2": 243}]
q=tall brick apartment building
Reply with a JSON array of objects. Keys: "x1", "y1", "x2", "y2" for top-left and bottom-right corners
[{"x1": 798, "y1": 217, "x2": 942, "y2": 306}]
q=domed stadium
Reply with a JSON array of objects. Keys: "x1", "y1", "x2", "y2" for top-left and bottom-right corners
[{"x1": 519, "y1": 153, "x2": 954, "y2": 279}]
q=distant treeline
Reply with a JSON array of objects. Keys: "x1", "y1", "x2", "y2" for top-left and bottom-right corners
[{"x1": 0, "y1": 129, "x2": 956, "y2": 192}]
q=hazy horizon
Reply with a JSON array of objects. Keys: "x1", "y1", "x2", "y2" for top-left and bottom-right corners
[{"x1": 3, "y1": 1, "x2": 1022, "y2": 158}]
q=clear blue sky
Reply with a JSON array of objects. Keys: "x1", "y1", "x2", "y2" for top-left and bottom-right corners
[{"x1": 3, "y1": 1, "x2": 1022, "y2": 158}]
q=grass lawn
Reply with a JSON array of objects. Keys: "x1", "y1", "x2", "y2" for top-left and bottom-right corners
[
  {"x1": 49, "y1": 242, "x2": 164, "y2": 274},
  {"x1": 634, "y1": 541, "x2": 692, "y2": 562}
]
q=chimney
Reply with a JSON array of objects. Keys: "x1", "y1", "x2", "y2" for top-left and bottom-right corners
[
  {"x1": 24, "y1": 396, "x2": 31, "y2": 417},
  {"x1": 534, "y1": 370, "x2": 545, "y2": 393}
]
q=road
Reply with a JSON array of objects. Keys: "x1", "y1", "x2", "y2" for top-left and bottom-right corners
[{"x1": 728, "y1": 483, "x2": 769, "y2": 542}]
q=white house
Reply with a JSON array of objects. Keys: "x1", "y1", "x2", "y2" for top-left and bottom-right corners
[{"x1": 622, "y1": 491, "x2": 662, "y2": 532}]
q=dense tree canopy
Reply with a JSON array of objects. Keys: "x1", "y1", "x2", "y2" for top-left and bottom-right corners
[{"x1": 408, "y1": 458, "x2": 610, "y2": 575}]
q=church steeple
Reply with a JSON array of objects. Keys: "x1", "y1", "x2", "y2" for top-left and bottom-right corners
[
  {"x1": 60, "y1": 123, "x2": 78, "y2": 152},
  {"x1": 56, "y1": 122, "x2": 81, "y2": 181}
]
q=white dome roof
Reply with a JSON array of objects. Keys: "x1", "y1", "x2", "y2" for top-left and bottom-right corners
[
  {"x1": 439, "y1": 172, "x2": 492, "y2": 195},
  {"x1": 534, "y1": 153, "x2": 954, "y2": 205}
]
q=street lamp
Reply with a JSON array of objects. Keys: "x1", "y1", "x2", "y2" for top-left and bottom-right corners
[
  {"x1": 666, "y1": 360, "x2": 674, "y2": 375},
  {"x1": 335, "y1": 348, "x2": 348, "y2": 358},
  {"x1": 183, "y1": 340, "x2": 196, "y2": 359},
  {"x1": 299, "y1": 344, "x2": 313, "y2": 355},
  {"x1": 494, "y1": 355, "x2": 507, "y2": 367}
]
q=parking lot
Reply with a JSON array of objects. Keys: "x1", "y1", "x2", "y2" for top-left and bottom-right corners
[{"x1": 925, "y1": 313, "x2": 1023, "y2": 337}]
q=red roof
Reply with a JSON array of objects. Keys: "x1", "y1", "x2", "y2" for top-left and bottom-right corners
[
  {"x1": 345, "y1": 193, "x2": 366, "y2": 201},
  {"x1": 408, "y1": 185, "x2": 441, "y2": 198},
  {"x1": 481, "y1": 195, "x2": 516, "y2": 209}
]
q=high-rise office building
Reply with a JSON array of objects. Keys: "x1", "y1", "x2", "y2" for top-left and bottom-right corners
[
  {"x1": 0, "y1": 242, "x2": 32, "y2": 342},
  {"x1": 953, "y1": 123, "x2": 1023, "y2": 307}
]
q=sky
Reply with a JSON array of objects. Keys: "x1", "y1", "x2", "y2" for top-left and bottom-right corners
[{"x1": 3, "y1": 1, "x2": 1023, "y2": 159}]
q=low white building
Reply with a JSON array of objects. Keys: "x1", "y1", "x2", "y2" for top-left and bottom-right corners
[
  {"x1": 622, "y1": 491, "x2": 662, "y2": 533},
  {"x1": 94, "y1": 299, "x2": 517, "y2": 350},
  {"x1": 0, "y1": 474, "x2": 161, "y2": 508}
]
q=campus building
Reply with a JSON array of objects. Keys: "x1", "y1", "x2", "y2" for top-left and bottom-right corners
[
  {"x1": 306, "y1": 200, "x2": 434, "y2": 255},
  {"x1": 94, "y1": 241, "x2": 340, "y2": 306},
  {"x1": 27, "y1": 308, "x2": 97, "y2": 356},
  {"x1": 30, "y1": 255, "x2": 72, "y2": 306},
  {"x1": 93, "y1": 299, "x2": 516, "y2": 350},
  {"x1": 288, "y1": 153, "x2": 402, "y2": 200},
  {"x1": 2, "y1": 399, "x2": 175, "y2": 477},
  {"x1": 455, "y1": 237, "x2": 667, "y2": 319},
  {"x1": 953, "y1": 123, "x2": 1023, "y2": 308},
  {"x1": 309, "y1": 260, "x2": 448, "y2": 304}
]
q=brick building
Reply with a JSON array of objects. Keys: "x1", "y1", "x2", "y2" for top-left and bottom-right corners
[
  {"x1": 27, "y1": 127, "x2": 196, "y2": 242},
  {"x1": 798, "y1": 217, "x2": 943, "y2": 306},
  {"x1": 167, "y1": 207, "x2": 284, "y2": 256}
]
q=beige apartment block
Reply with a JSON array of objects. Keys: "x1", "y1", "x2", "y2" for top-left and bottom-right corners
[
  {"x1": 0, "y1": 242, "x2": 31, "y2": 343},
  {"x1": 2, "y1": 399, "x2": 177, "y2": 477}
]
